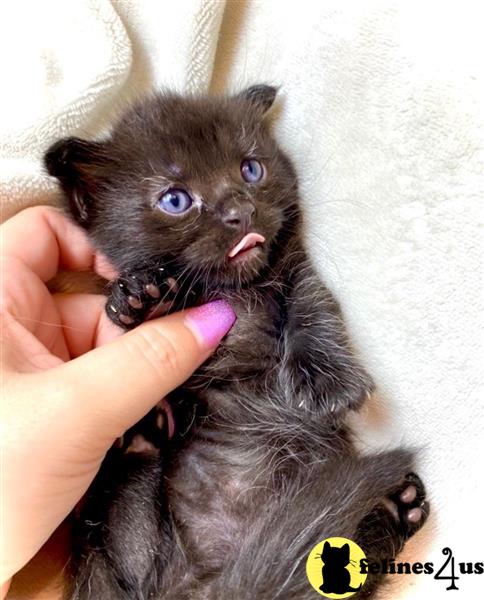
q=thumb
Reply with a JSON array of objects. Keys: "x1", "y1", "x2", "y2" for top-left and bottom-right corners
[{"x1": 53, "y1": 300, "x2": 236, "y2": 440}]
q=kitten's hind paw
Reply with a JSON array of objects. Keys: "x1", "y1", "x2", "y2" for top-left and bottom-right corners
[
  {"x1": 355, "y1": 471, "x2": 430, "y2": 585},
  {"x1": 382, "y1": 472, "x2": 429, "y2": 540},
  {"x1": 106, "y1": 266, "x2": 188, "y2": 330}
]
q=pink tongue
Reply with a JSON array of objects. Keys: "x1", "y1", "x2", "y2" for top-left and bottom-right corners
[{"x1": 228, "y1": 233, "x2": 266, "y2": 258}]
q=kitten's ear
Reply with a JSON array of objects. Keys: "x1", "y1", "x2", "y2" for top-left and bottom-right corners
[
  {"x1": 239, "y1": 84, "x2": 277, "y2": 115},
  {"x1": 341, "y1": 543, "x2": 350, "y2": 560},
  {"x1": 322, "y1": 541, "x2": 331, "y2": 557},
  {"x1": 44, "y1": 137, "x2": 108, "y2": 227}
]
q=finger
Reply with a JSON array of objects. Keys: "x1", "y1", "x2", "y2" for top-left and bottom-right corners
[
  {"x1": 1, "y1": 579, "x2": 10, "y2": 599},
  {"x1": 49, "y1": 301, "x2": 236, "y2": 440},
  {"x1": 53, "y1": 293, "x2": 121, "y2": 358},
  {"x1": 0, "y1": 206, "x2": 115, "y2": 282}
]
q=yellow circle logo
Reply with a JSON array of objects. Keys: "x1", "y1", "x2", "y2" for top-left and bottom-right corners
[{"x1": 306, "y1": 537, "x2": 367, "y2": 598}]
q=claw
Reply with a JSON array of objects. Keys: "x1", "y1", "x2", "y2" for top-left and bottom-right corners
[{"x1": 166, "y1": 277, "x2": 179, "y2": 293}]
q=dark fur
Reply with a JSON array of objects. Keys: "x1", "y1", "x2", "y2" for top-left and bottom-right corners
[{"x1": 45, "y1": 86, "x2": 428, "y2": 599}]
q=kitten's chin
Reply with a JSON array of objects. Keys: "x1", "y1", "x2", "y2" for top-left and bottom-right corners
[
  {"x1": 181, "y1": 232, "x2": 270, "y2": 290},
  {"x1": 207, "y1": 251, "x2": 267, "y2": 289},
  {"x1": 229, "y1": 252, "x2": 265, "y2": 282}
]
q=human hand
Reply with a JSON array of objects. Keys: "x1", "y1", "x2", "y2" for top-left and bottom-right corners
[{"x1": 0, "y1": 206, "x2": 236, "y2": 593}]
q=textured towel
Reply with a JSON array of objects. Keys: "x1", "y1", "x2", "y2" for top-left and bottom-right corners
[{"x1": 1, "y1": 1, "x2": 482, "y2": 597}]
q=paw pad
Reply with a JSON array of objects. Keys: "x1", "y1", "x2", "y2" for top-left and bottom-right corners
[{"x1": 384, "y1": 473, "x2": 429, "y2": 539}]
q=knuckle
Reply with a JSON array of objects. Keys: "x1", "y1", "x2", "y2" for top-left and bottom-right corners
[
  {"x1": 25, "y1": 204, "x2": 57, "y2": 217},
  {"x1": 0, "y1": 267, "x2": 19, "y2": 318},
  {"x1": 0, "y1": 294, "x2": 15, "y2": 318},
  {"x1": 125, "y1": 326, "x2": 181, "y2": 379},
  {"x1": 19, "y1": 205, "x2": 57, "y2": 225}
]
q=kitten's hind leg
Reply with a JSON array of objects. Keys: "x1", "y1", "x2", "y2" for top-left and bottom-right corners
[
  {"x1": 206, "y1": 449, "x2": 427, "y2": 600},
  {"x1": 67, "y1": 449, "x2": 172, "y2": 600}
]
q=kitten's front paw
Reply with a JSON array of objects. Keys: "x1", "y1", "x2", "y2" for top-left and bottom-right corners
[
  {"x1": 286, "y1": 352, "x2": 371, "y2": 418},
  {"x1": 382, "y1": 472, "x2": 430, "y2": 540},
  {"x1": 106, "y1": 266, "x2": 185, "y2": 330}
]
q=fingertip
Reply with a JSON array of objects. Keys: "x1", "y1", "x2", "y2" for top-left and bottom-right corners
[
  {"x1": 184, "y1": 300, "x2": 237, "y2": 349},
  {"x1": 93, "y1": 252, "x2": 118, "y2": 280}
]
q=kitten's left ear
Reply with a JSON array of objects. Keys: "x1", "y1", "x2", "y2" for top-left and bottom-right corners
[{"x1": 238, "y1": 84, "x2": 277, "y2": 115}]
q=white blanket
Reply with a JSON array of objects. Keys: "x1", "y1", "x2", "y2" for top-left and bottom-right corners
[{"x1": 1, "y1": 1, "x2": 482, "y2": 597}]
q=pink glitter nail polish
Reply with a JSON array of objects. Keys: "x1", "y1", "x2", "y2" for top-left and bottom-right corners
[{"x1": 185, "y1": 300, "x2": 236, "y2": 349}]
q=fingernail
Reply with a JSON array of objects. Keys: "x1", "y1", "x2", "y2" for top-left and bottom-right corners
[{"x1": 185, "y1": 300, "x2": 236, "y2": 349}]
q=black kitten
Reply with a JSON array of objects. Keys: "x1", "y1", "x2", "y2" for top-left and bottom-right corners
[{"x1": 45, "y1": 86, "x2": 429, "y2": 600}]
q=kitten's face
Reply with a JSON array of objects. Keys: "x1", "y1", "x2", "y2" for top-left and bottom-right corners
[{"x1": 45, "y1": 86, "x2": 300, "y2": 289}]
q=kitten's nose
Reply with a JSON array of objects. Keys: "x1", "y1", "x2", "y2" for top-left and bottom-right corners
[{"x1": 219, "y1": 200, "x2": 255, "y2": 231}]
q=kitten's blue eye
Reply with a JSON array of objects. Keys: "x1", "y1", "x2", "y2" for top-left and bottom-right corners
[
  {"x1": 241, "y1": 159, "x2": 263, "y2": 183},
  {"x1": 157, "y1": 188, "x2": 193, "y2": 214}
]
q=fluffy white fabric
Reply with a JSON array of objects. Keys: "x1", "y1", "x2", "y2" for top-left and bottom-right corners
[{"x1": 1, "y1": 1, "x2": 482, "y2": 597}]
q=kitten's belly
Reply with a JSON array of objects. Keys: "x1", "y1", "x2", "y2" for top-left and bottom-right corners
[
  {"x1": 166, "y1": 293, "x2": 283, "y2": 571},
  {"x1": 166, "y1": 438, "x2": 269, "y2": 572}
]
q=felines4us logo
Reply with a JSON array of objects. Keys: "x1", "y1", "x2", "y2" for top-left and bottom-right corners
[{"x1": 306, "y1": 537, "x2": 483, "y2": 598}]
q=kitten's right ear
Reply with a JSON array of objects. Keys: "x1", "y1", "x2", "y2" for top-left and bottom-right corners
[
  {"x1": 238, "y1": 84, "x2": 277, "y2": 115},
  {"x1": 44, "y1": 137, "x2": 107, "y2": 227}
]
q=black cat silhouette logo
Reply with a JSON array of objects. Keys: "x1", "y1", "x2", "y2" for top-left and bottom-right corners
[{"x1": 306, "y1": 537, "x2": 367, "y2": 598}]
